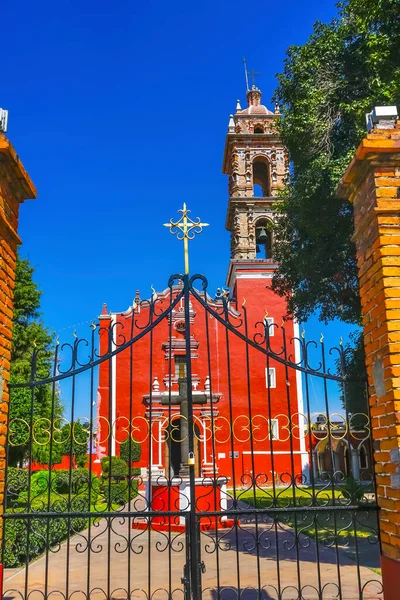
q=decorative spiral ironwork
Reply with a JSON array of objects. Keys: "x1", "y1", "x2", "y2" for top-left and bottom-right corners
[{"x1": 2, "y1": 273, "x2": 381, "y2": 600}]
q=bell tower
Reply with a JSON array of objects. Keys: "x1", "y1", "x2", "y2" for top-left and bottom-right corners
[{"x1": 223, "y1": 85, "x2": 288, "y2": 289}]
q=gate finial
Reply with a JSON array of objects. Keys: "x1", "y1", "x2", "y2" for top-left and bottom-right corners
[{"x1": 163, "y1": 203, "x2": 209, "y2": 274}]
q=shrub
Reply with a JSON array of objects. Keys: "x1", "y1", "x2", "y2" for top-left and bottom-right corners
[
  {"x1": 3, "y1": 496, "x2": 90, "y2": 569},
  {"x1": 341, "y1": 476, "x2": 370, "y2": 504},
  {"x1": 6, "y1": 468, "x2": 29, "y2": 507},
  {"x1": 101, "y1": 456, "x2": 128, "y2": 480},
  {"x1": 119, "y1": 437, "x2": 142, "y2": 464},
  {"x1": 16, "y1": 471, "x2": 50, "y2": 507},
  {"x1": 31, "y1": 471, "x2": 52, "y2": 500},
  {"x1": 100, "y1": 480, "x2": 138, "y2": 508},
  {"x1": 51, "y1": 468, "x2": 99, "y2": 496},
  {"x1": 3, "y1": 516, "x2": 70, "y2": 568}
]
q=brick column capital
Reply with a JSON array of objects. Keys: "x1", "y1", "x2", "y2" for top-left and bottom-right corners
[
  {"x1": 0, "y1": 133, "x2": 36, "y2": 242},
  {"x1": 338, "y1": 125, "x2": 400, "y2": 201}
]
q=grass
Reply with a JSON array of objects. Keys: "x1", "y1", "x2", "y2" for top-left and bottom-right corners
[{"x1": 227, "y1": 485, "x2": 379, "y2": 542}]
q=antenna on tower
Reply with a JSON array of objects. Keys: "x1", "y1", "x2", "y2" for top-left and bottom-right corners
[
  {"x1": 0, "y1": 109, "x2": 8, "y2": 133},
  {"x1": 243, "y1": 57, "x2": 249, "y2": 92}
]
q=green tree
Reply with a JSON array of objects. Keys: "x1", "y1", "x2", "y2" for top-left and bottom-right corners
[
  {"x1": 272, "y1": 0, "x2": 400, "y2": 324},
  {"x1": 61, "y1": 421, "x2": 89, "y2": 468},
  {"x1": 338, "y1": 331, "x2": 369, "y2": 419},
  {"x1": 271, "y1": 0, "x2": 400, "y2": 410},
  {"x1": 9, "y1": 255, "x2": 62, "y2": 466},
  {"x1": 119, "y1": 436, "x2": 142, "y2": 464}
]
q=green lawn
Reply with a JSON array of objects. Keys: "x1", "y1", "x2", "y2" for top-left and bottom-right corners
[{"x1": 228, "y1": 486, "x2": 379, "y2": 542}]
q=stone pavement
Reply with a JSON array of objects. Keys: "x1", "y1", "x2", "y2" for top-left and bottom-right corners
[{"x1": 3, "y1": 512, "x2": 383, "y2": 600}]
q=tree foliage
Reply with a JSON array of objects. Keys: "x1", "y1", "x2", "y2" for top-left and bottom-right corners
[
  {"x1": 9, "y1": 255, "x2": 62, "y2": 466},
  {"x1": 119, "y1": 436, "x2": 142, "y2": 464},
  {"x1": 61, "y1": 421, "x2": 89, "y2": 468},
  {"x1": 338, "y1": 331, "x2": 369, "y2": 417},
  {"x1": 272, "y1": 0, "x2": 400, "y2": 325}
]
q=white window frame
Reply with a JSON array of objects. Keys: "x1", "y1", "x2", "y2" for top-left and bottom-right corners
[
  {"x1": 269, "y1": 418, "x2": 279, "y2": 440},
  {"x1": 174, "y1": 355, "x2": 187, "y2": 378},
  {"x1": 264, "y1": 317, "x2": 275, "y2": 337},
  {"x1": 265, "y1": 367, "x2": 276, "y2": 389}
]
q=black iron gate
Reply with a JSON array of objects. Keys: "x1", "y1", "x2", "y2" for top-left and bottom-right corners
[{"x1": 2, "y1": 274, "x2": 382, "y2": 599}]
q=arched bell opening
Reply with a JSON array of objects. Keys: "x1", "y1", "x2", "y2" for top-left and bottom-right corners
[
  {"x1": 255, "y1": 218, "x2": 273, "y2": 259},
  {"x1": 253, "y1": 157, "x2": 270, "y2": 197}
]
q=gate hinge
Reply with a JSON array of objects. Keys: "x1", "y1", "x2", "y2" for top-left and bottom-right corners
[
  {"x1": 181, "y1": 562, "x2": 188, "y2": 585},
  {"x1": 200, "y1": 560, "x2": 206, "y2": 574}
]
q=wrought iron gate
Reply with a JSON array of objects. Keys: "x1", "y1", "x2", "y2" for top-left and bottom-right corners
[{"x1": 2, "y1": 274, "x2": 382, "y2": 599}]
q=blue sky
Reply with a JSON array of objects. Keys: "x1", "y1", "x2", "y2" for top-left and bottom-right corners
[{"x1": 3, "y1": 0, "x2": 354, "y2": 414}]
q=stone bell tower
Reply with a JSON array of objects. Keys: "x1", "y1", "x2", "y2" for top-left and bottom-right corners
[{"x1": 223, "y1": 85, "x2": 288, "y2": 270}]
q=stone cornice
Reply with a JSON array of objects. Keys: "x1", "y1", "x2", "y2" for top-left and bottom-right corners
[
  {"x1": 0, "y1": 134, "x2": 37, "y2": 202},
  {"x1": 226, "y1": 259, "x2": 279, "y2": 289}
]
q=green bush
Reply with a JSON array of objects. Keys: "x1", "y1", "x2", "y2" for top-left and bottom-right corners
[
  {"x1": 3, "y1": 516, "x2": 70, "y2": 568},
  {"x1": 17, "y1": 469, "x2": 101, "y2": 507},
  {"x1": 119, "y1": 437, "x2": 142, "y2": 464},
  {"x1": 3, "y1": 489, "x2": 98, "y2": 568},
  {"x1": 15, "y1": 471, "x2": 50, "y2": 507},
  {"x1": 52, "y1": 468, "x2": 95, "y2": 495},
  {"x1": 6, "y1": 468, "x2": 29, "y2": 507},
  {"x1": 101, "y1": 456, "x2": 128, "y2": 479},
  {"x1": 31, "y1": 471, "x2": 51, "y2": 496},
  {"x1": 3, "y1": 495, "x2": 93, "y2": 569},
  {"x1": 341, "y1": 476, "x2": 370, "y2": 504},
  {"x1": 100, "y1": 480, "x2": 138, "y2": 508}
]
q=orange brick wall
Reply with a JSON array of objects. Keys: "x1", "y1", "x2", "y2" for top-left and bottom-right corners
[
  {"x1": 337, "y1": 123, "x2": 400, "y2": 597},
  {"x1": 0, "y1": 133, "x2": 36, "y2": 557}
]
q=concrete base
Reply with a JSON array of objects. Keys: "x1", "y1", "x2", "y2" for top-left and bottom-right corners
[
  {"x1": 382, "y1": 554, "x2": 400, "y2": 600},
  {"x1": 132, "y1": 476, "x2": 236, "y2": 531}
]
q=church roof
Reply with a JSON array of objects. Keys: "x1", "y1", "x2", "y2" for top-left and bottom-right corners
[{"x1": 240, "y1": 105, "x2": 273, "y2": 115}]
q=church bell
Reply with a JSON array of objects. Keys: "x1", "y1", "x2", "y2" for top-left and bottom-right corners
[{"x1": 256, "y1": 227, "x2": 269, "y2": 244}]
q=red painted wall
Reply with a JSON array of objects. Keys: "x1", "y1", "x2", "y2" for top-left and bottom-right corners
[{"x1": 96, "y1": 266, "x2": 305, "y2": 487}]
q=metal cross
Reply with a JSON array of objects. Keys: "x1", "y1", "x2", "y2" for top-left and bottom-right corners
[
  {"x1": 163, "y1": 203, "x2": 209, "y2": 275},
  {"x1": 248, "y1": 68, "x2": 261, "y2": 88}
]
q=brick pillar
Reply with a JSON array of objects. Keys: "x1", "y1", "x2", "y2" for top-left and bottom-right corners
[
  {"x1": 337, "y1": 120, "x2": 400, "y2": 599},
  {"x1": 0, "y1": 133, "x2": 36, "y2": 580}
]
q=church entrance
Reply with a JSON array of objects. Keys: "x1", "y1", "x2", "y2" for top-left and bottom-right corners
[
  {"x1": 166, "y1": 418, "x2": 201, "y2": 479},
  {"x1": 2, "y1": 272, "x2": 381, "y2": 600}
]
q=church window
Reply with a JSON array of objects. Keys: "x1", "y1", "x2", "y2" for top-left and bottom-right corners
[
  {"x1": 265, "y1": 367, "x2": 276, "y2": 388},
  {"x1": 359, "y1": 444, "x2": 368, "y2": 469},
  {"x1": 264, "y1": 317, "x2": 275, "y2": 336},
  {"x1": 175, "y1": 355, "x2": 187, "y2": 378}
]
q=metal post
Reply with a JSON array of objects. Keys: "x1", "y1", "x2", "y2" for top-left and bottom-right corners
[
  {"x1": 183, "y1": 274, "x2": 201, "y2": 599},
  {"x1": 179, "y1": 378, "x2": 190, "y2": 478}
]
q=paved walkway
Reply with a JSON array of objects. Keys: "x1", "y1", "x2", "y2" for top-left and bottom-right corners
[{"x1": 3, "y1": 509, "x2": 382, "y2": 600}]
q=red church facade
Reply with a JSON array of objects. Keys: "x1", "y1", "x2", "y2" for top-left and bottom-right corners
[{"x1": 95, "y1": 277, "x2": 308, "y2": 489}]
